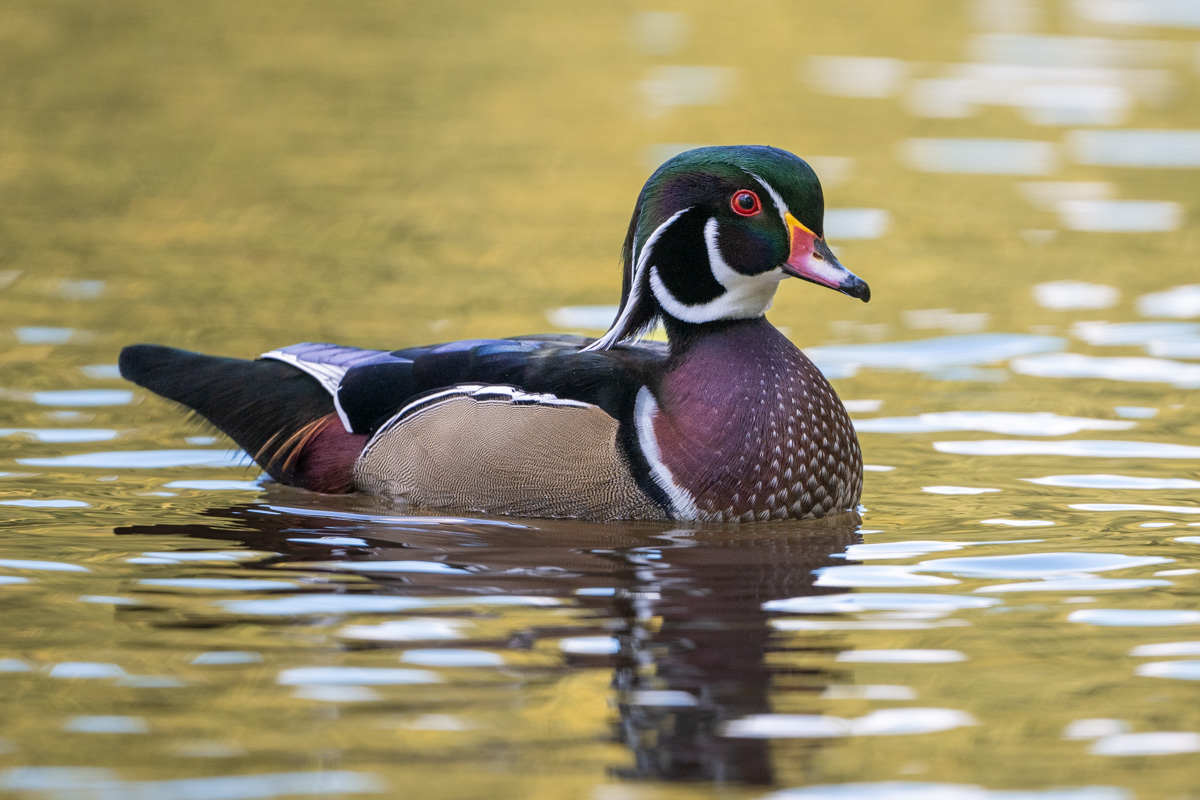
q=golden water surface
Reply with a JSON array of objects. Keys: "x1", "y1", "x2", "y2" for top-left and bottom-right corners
[{"x1": 2, "y1": 2, "x2": 1200, "y2": 799}]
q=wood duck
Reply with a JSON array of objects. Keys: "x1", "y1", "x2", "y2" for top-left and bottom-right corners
[{"x1": 120, "y1": 145, "x2": 870, "y2": 522}]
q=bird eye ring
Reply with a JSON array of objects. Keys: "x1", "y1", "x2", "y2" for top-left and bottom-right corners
[{"x1": 730, "y1": 190, "x2": 762, "y2": 217}]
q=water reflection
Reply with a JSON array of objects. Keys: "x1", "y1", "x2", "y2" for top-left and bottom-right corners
[{"x1": 114, "y1": 497, "x2": 862, "y2": 786}]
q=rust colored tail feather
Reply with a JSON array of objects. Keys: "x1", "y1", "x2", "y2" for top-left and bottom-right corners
[{"x1": 119, "y1": 344, "x2": 367, "y2": 493}]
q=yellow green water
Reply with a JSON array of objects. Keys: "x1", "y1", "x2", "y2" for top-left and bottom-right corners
[{"x1": 2, "y1": 2, "x2": 1200, "y2": 798}]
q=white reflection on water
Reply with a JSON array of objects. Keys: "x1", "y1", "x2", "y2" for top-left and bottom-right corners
[
  {"x1": 0, "y1": 499, "x2": 89, "y2": 508},
  {"x1": 814, "y1": 565, "x2": 960, "y2": 588},
  {"x1": 761, "y1": 782, "x2": 1129, "y2": 799},
  {"x1": 277, "y1": 667, "x2": 438, "y2": 686},
  {"x1": 1059, "y1": 199, "x2": 1182, "y2": 232},
  {"x1": 1072, "y1": 320, "x2": 1200, "y2": 345},
  {"x1": 0, "y1": 558, "x2": 88, "y2": 572},
  {"x1": 1114, "y1": 406, "x2": 1157, "y2": 418},
  {"x1": 639, "y1": 66, "x2": 732, "y2": 116},
  {"x1": 139, "y1": 578, "x2": 298, "y2": 592},
  {"x1": 837, "y1": 650, "x2": 967, "y2": 663},
  {"x1": 917, "y1": 552, "x2": 1171, "y2": 578},
  {"x1": 47, "y1": 662, "x2": 127, "y2": 679},
  {"x1": 560, "y1": 636, "x2": 620, "y2": 655},
  {"x1": 971, "y1": 33, "x2": 1175, "y2": 69},
  {"x1": 632, "y1": 11, "x2": 687, "y2": 56},
  {"x1": 1136, "y1": 661, "x2": 1200, "y2": 680},
  {"x1": 14, "y1": 327, "x2": 76, "y2": 344},
  {"x1": 808, "y1": 333, "x2": 1063, "y2": 373},
  {"x1": 1070, "y1": 129, "x2": 1200, "y2": 167},
  {"x1": 1091, "y1": 731, "x2": 1200, "y2": 756},
  {"x1": 1071, "y1": 503, "x2": 1200, "y2": 514},
  {"x1": 765, "y1": 593, "x2": 1000, "y2": 614},
  {"x1": 1013, "y1": 352, "x2": 1200, "y2": 387},
  {"x1": 934, "y1": 439, "x2": 1200, "y2": 458},
  {"x1": 192, "y1": 651, "x2": 263, "y2": 665},
  {"x1": 545, "y1": 304, "x2": 618, "y2": 330},
  {"x1": 401, "y1": 649, "x2": 504, "y2": 667},
  {"x1": 1148, "y1": 337, "x2": 1200, "y2": 358},
  {"x1": 1033, "y1": 279, "x2": 1120, "y2": 310},
  {"x1": 1138, "y1": 284, "x2": 1200, "y2": 318},
  {"x1": 1021, "y1": 181, "x2": 1114, "y2": 211},
  {"x1": 900, "y1": 138, "x2": 1056, "y2": 174},
  {"x1": 1070, "y1": 0, "x2": 1200, "y2": 29},
  {"x1": 839, "y1": 541, "x2": 988, "y2": 560},
  {"x1": 1026, "y1": 474, "x2": 1200, "y2": 489},
  {"x1": 0, "y1": 428, "x2": 117, "y2": 443},
  {"x1": 165, "y1": 479, "x2": 262, "y2": 491},
  {"x1": 1064, "y1": 718, "x2": 1130, "y2": 740},
  {"x1": 18, "y1": 449, "x2": 246, "y2": 469},
  {"x1": 805, "y1": 56, "x2": 908, "y2": 98},
  {"x1": 977, "y1": 578, "x2": 1170, "y2": 593},
  {"x1": 1131, "y1": 641, "x2": 1200, "y2": 656},
  {"x1": 29, "y1": 389, "x2": 132, "y2": 407},
  {"x1": 0, "y1": 770, "x2": 384, "y2": 798},
  {"x1": 63, "y1": 715, "x2": 148, "y2": 734},
  {"x1": 723, "y1": 707, "x2": 974, "y2": 738},
  {"x1": 339, "y1": 619, "x2": 468, "y2": 642},
  {"x1": 855, "y1": 411, "x2": 1131, "y2": 436},
  {"x1": 824, "y1": 208, "x2": 890, "y2": 240},
  {"x1": 289, "y1": 560, "x2": 469, "y2": 575},
  {"x1": 821, "y1": 685, "x2": 917, "y2": 701},
  {"x1": 1069, "y1": 609, "x2": 1200, "y2": 626}
]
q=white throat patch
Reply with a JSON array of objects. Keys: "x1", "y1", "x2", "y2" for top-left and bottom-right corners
[{"x1": 649, "y1": 217, "x2": 784, "y2": 324}]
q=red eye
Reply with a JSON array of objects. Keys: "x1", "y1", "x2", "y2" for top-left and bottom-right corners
[{"x1": 731, "y1": 190, "x2": 761, "y2": 216}]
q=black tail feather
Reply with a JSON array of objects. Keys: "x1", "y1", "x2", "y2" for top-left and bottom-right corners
[{"x1": 119, "y1": 344, "x2": 337, "y2": 484}]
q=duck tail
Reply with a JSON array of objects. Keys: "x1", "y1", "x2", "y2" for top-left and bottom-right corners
[{"x1": 118, "y1": 344, "x2": 366, "y2": 493}]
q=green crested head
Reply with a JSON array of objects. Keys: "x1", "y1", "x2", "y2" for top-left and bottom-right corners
[{"x1": 587, "y1": 145, "x2": 868, "y2": 352}]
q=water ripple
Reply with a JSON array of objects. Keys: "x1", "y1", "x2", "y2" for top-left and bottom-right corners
[
  {"x1": 762, "y1": 783, "x2": 1128, "y2": 799},
  {"x1": 277, "y1": 667, "x2": 438, "y2": 686},
  {"x1": 1070, "y1": 504, "x2": 1200, "y2": 515},
  {"x1": 1012, "y1": 353, "x2": 1200, "y2": 388},
  {"x1": 765, "y1": 593, "x2": 1000, "y2": 614},
  {"x1": 1069, "y1": 609, "x2": 1200, "y2": 626},
  {"x1": 1135, "y1": 661, "x2": 1200, "y2": 680},
  {"x1": 814, "y1": 565, "x2": 960, "y2": 588},
  {"x1": 977, "y1": 578, "x2": 1170, "y2": 593},
  {"x1": 916, "y1": 552, "x2": 1171, "y2": 578},
  {"x1": 723, "y1": 708, "x2": 975, "y2": 739},
  {"x1": 18, "y1": 449, "x2": 247, "y2": 469},
  {"x1": 1027, "y1": 474, "x2": 1200, "y2": 489},
  {"x1": 1090, "y1": 732, "x2": 1200, "y2": 756},
  {"x1": 807, "y1": 334, "x2": 1064, "y2": 373},
  {"x1": 856, "y1": 411, "x2": 1132, "y2": 436},
  {"x1": 934, "y1": 439, "x2": 1200, "y2": 458}
]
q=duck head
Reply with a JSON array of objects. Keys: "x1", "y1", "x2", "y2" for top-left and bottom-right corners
[{"x1": 587, "y1": 145, "x2": 869, "y2": 350}]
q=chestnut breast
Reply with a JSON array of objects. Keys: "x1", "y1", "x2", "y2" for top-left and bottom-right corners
[{"x1": 649, "y1": 319, "x2": 862, "y2": 522}]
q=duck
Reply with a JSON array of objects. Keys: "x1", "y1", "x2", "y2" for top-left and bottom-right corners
[{"x1": 120, "y1": 145, "x2": 870, "y2": 522}]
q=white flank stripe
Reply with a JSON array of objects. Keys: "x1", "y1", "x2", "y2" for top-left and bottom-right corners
[{"x1": 634, "y1": 387, "x2": 698, "y2": 519}]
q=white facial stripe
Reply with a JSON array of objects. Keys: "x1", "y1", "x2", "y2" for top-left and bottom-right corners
[
  {"x1": 749, "y1": 172, "x2": 791, "y2": 231},
  {"x1": 634, "y1": 387, "x2": 698, "y2": 519},
  {"x1": 583, "y1": 206, "x2": 691, "y2": 351},
  {"x1": 648, "y1": 217, "x2": 784, "y2": 324}
]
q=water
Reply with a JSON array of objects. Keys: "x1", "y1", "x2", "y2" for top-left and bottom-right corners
[{"x1": 2, "y1": 1, "x2": 1199, "y2": 798}]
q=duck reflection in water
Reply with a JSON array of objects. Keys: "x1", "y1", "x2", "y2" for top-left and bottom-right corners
[{"x1": 116, "y1": 493, "x2": 861, "y2": 787}]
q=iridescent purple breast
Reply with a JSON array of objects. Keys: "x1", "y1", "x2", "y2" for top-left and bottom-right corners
[{"x1": 649, "y1": 318, "x2": 862, "y2": 522}]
